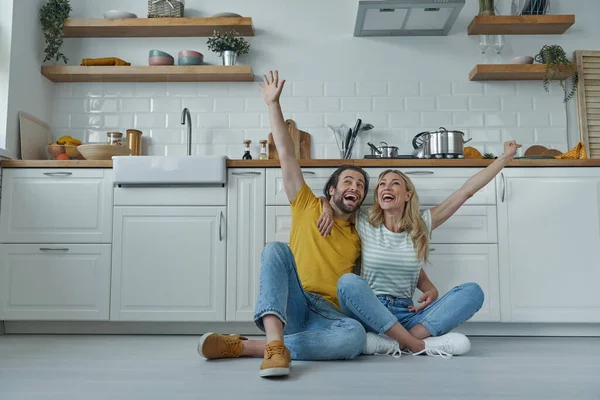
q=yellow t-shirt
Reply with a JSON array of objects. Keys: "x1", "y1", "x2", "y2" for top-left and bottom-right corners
[{"x1": 289, "y1": 183, "x2": 361, "y2": 309}]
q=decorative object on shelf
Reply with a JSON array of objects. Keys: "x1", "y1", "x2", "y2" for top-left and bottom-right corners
[
  {"x1": 555, "y1": 142, "x2": 587, "y2": 160},
  {"x1": 483, "y1": 152, "x2": 496, "y2": 159},
  {"x1": 81, "y1": 57, "x2": 131, "y2": 66},
  {"x1": 211, "y1": 12, "x2": 243, "y2": 18},
  {"x1": 479, "y1": 0, "x2": 495, "y2": 16},
  {"x1": 492, "y1": 35, "x2": 505, "y2": 63},
  {"x1": 242, "y1": 140, "x2": 252, "y2": 160},
  {"x1": 534, "y1": 44, "x2": 578, "y2": 102},
  {"x1": 464, "y1": 146, "x2": 483, "y2": 159},
  {"x1": 40, "y1": 0, "x2": 72, "y2": 64},
  {"x1": 149, "y1": 49, "x2": 175, "y2": 65},
  {"x1": 47, "y1": 135, "x2": 83, "y2": 160},
  {"x1": 78, "y1": 144, "x2": 131, "y2": 160},
  {"x1": 148, "y1": 0, "x2": 184, "y2": 18},
  {"x1": 510, "y1": 56, "x2": 534, "y2": 64},
  {"x1": 106, "y1": 131, "x2": 123, "y2": 146},
  {"x1": 269, "y1": 120, "x2": 311, "y2": 160},
  {"x1": 126, "y1": 129, "x2": 143, "y2": 156},
  {"x1": 512, "y1": 0, "x2": 550, "y2": 15},
  {"x1": 178, "y1": 50, "x2": 204, "y2": 65},
  {"x1": 103, "y1": 10, "x2": 137, "y2": 19},
  {"x1": 259, "y1": 140, "x2": 268, "y2": 160},
  {"x1": 207, "y1": 29, "x2": 250, "y2": 66}
]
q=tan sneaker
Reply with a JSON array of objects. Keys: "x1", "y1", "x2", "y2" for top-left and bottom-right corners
[
  {"x1": 259, "y1": 340, "x2": 291, "y2": 377},
  {"x1": 197, "y1": 332, "x2": 247, "y2": 359}
]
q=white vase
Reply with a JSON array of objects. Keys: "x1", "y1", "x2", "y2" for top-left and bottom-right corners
[{"x1": 222, "y1": 51, "x2": 237, "y2": 66}]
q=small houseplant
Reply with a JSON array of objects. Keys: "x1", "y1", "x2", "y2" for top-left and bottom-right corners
[
  {"x1": 206, "y1": 30, "x2": 250, "y2": 66},
  {"x1": 40, "y1": 0, "x2": 72, "y2": 64},
  {"x1": 534, "y1": 44, "x2": 578, "y2": 103},
  {"x1": 478, "y1": 0, "x2": 495, "y2": 16}
]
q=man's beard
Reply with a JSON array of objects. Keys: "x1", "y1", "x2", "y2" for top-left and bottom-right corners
[{"x1": 333, "y1": 192, "x2": 360, "y2": 214}]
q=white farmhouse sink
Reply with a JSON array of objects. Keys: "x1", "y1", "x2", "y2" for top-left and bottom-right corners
[{"x1": 113, "y1": 155, "x2": 228, "y2": 186}]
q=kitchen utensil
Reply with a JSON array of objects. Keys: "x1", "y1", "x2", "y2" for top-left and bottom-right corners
[
  {"x1": 267, "y1": 119, "x2": 311, "y2": 160},
  {"x1": 411, "y1": 127, "x2": 471, "y2": 159},
  {"x1": 326, "y1": 124, "x2": 349, "y2": 157},
  {"x1": 543, "y1": 149, "x2": 562, "y2": 157},
  {"x1": 18, "y1": 111, "x2": 54, "y2": 160},
  {"x1": 77, "y1": 144, "x2": 131, "y2": 160},
  {"x1": 344, "y1": 119, "x2": 363, "y2": 159},
  {"x1": 367, "y1": 142, "x2": 382, "y2": 157},
  {"x1": 524, "y1": 145, "x2": 548, "y2": 156},
  {"x1": 378, "y1": 142, "x2": 399, "y2": 158}
]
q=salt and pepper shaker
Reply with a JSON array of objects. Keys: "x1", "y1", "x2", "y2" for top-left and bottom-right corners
[
  {"x1": 242, "y1": 140, "x2": 252, "y2": 160},
  {"x1": 259, "y1": 140, "x2": 268, "y2": 160}
]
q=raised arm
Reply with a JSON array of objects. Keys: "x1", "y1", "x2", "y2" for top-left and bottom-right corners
[
  {"x1": 430, "y1": 140, "x2": 521, "y2": 230},
  {"x1": 259, "y1": 70, "x2": 304, "y2": 202}
]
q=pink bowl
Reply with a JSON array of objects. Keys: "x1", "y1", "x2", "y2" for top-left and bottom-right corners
[
  {"x1": 149, "y1": 56, "x2": 175, "y2": 66},
  {"x1": 178, "y1": 50, "x2": 204, "y2": 59}
]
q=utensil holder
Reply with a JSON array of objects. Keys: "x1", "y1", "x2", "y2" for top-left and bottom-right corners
[{"x1": 148, "y1": 0, "x2": 184, "y2": 18}]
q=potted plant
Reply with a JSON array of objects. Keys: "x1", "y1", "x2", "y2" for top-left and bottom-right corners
[
  {"x1": 534, "y1": 44, "x2": 578, "y2": 103},
  {"x1": 40, "y1": 0, "x2": 72, "y2": 64},
  {"x1": 478, "y1": 0, "x2": 495, "y2": 16},
  {"x1": 206, "y1": 30, "x2": 250, "y2": 66}
]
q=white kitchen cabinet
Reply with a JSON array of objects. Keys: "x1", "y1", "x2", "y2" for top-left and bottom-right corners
[
  {"x1": 0, "y1": 244, "x2": 111, "y2": 320},
  {"x1": 0, "y1": 169, "x2": 113, "y2": 243},
  {"x1": 419, "y1": 244, "x2": 500, "y2": 322},
  {"x1": 111, "y1": 206, "x2": 226, "y2": 322},
  {"x1": 226, "y1": 169, "x2": 265, "y2": 321},
  {"x1": 497, "y1": 168, "x2": 600, "y2": 323},
  {"x1": 266, "y1": 168, "x2": 338, "y2": 205}
]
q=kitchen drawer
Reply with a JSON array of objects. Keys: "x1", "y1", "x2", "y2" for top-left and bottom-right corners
[
  {"x1": 0, "y1": 244, "x2": 111, "y2": 320},
  {"x1": 114, "y1": 186, "x2": 227, "y2": 206},
  {"x1": 266, "y1": 168, "x2": 338, "y2": 205},
  {"x1": 0, "y1": 169, "x2": 113, "y2": 243},
  {"x1": 266, "y1": 205, "x2": 497, "y2": 244}
]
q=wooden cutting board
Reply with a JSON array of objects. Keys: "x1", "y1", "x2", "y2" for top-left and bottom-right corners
[
  {"x1": 268, "y1": 119, "x2": 311, "y2": 160},
  {"x1": 19, "y1": 111, "x2": 53, "y2": 160}
]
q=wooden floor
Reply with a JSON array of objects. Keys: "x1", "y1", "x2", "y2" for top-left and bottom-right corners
[{"x1": 1, "y1": 335, "x2": 599, "y2": 399}]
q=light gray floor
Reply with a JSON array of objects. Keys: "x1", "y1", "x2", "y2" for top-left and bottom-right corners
[{"x1": 1, "y1": 335, "x2": 599, "y2": 400}]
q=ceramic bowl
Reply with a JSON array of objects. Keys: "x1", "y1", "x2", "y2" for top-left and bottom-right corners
[
  {"x1": 149, "y1": 56, "x2": 175, "y2": 66},
  {"x1": 78, "y1": 144, "x2": 131, "y2": 160},
  {"x1": 178, "y1": 50, "x2": 204, "y2": 59},
  {"x1": 103, "y1": 10, "x2": 138, "y2": 19},
  {"x1": 211, "y1": 12, "x2": 242, "y2": 17},
  {"x1": 149, "y1": 49, "x2": 173, "y2": 58},
  {"x1": 510, "y1": 56, "x2": 534, "y2": 64},
  {"x1": 178, "y1": 56, "x2": 203, "y2": 65}
]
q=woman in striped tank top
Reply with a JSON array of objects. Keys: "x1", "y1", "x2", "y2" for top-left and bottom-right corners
[{"x1": 319, "y1": 140, "x2": 521, "y2": 358}]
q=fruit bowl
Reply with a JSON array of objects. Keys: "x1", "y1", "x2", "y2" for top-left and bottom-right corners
[
  {"x1": 78, "y1": 144, "x2": 131, "y2": 160},
  {"x1": 47, "y1": 144, "x2": 84, "y2": 160}
]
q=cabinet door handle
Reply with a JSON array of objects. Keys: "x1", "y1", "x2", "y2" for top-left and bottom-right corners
[
  {"x1": 43, "y1": 172, "x2": 72, "y2": 177},
  {"x1": 429, "y1": 248, "x2": 436, "y2": 252},
  {"x1": 232, "y1": 171, "x2": 262, "y2": 176},
  {"x1": 404, "y1": 171, "x2": 434, "y2": 175},
  {"x1": 219, "y1": 211, "x2": 224, "y2": 241},
  {"x1": 302, "y1": 171, "x2": 316, "y2": 175},
  {"x1": 39, "y1": 248, "x2": 69, "y2": 252},
  {"x1": 501, "y1": 173, "x2": 506, "y2": 203}
]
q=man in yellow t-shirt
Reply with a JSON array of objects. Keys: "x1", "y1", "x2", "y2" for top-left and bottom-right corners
[{"x1": 198, "y1": 70, "x2": 370, "y2": 377}]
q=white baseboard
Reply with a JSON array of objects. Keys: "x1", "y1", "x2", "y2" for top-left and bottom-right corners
[{"x1": 3, "y1": 321, "x2": 600, "y2": 337}]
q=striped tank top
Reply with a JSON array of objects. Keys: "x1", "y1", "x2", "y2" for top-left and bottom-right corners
[{"x1": 356, "y1": 208, "x2": 432, "y2": 299}]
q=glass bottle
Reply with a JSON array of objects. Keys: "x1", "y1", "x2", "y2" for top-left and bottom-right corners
[
  {"x1": 242, "y1": 140, "x2": 252, "y2": 160},
  {"x1": 259, "y1": 140, "x2": 268, "y2": 160}
]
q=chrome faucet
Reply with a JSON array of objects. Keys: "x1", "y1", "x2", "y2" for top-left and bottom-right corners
[{"x1": 181, "y1": 107, "x2": 192, "y2": 156}]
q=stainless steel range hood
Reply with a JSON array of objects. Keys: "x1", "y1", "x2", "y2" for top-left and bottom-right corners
[{"x1": 354, "y1": 0, "x2": 465, "y2": 37}]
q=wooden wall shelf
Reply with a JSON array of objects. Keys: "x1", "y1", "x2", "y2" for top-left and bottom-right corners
[
  {"x1": 62, "y1": 17, "x2": 255, "y2": 38},
  {"x1": 467, "y1": 15, "x2": 575, "y2": 35},
  {"x1": 469, "y1": 64, "x2": 576, "y2": 81},
  {"x1": 41, "y1": 65, "x2": 254, "y2": 83}
]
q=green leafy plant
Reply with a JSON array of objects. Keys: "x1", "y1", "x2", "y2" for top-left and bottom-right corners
[
  {"x1": 478, "y1": 0, "x2": 495, "y2": 16},
  {"x1": 40, "y1": 0, "x2": 72, "y2": 64},
  {"x1": 206, "y1": 30, "x2": 250, "y2": 57},
  {"x1": 483, "y1": 152, "x2": 495, "y2": 159},
  {"x1": 534, "y1": 44, "x2": 578, "y2": 103}
]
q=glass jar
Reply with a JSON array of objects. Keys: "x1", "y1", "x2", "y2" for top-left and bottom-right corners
[
  {"x1": 107, "y1": 131, "x2": 123, "y2": 146},
  {"x1": 126, "y1": 129, "x2": 143, "y2": 156},
  {"x1": 259, "y1": 140, "x2": 268, "y2": 160}
]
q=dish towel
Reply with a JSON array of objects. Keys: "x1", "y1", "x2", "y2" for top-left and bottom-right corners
[
  {"x1": 555, "y1": 142, "x2": 587, "y2": 159},
  {"x1": 81, "y1": 57, "x2": 131, "y2": 66}
]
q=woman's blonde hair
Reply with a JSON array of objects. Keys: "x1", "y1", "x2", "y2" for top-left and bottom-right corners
[{"x1": 368, "y1": 169, "x2": 429, "y2": 262}]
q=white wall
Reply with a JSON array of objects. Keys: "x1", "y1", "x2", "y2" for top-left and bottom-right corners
[
  {"x1": 4, "y1": 0, "x2": 54, "y2": 159},
  {"x1": 0, "y1": 0, "x2": 14, "y2": 157},
  {"x1": 47, "y1": 0, "x2": 599, "y2": 159}
]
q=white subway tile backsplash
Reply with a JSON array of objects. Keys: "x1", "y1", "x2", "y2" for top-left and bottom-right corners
[
  {"x1": 182, "y1": 98, "x2": 214, "y2": 113},
  {"x1": 534, "y1": 97, "x2": 565, "y2": 113},
  {"x1": 280, "y1": 97, "x2": 309, "y2": 112},
  {"x1": 453, "y1": 112, "x2": 484, "y2": 127},
  {"x1": 390, "y1": 112, "x2": 421, "y2": 128},
  {"x1": 309, "y1": 128, "x2": 337, "y2": 145},
  {"x1": 198, "y1": 83, "x2": 229, "y2": 97},
  {"x1": 502, "y1": 96, "x2": 533, "y2": 112},
  {"x1": 73, "y1": 83, "x2": 103, "y2": 98},
  {"x1": 421, "y1": 81, "x2": 451, "y2": 96},
  {"x1": 120, "y1": 98, "x2": 151, "y2": 113},
  {"x1": 469, "y1": 96, "x2": 501, "y2": 111},
  {"x1": 152, "y1": 98, "x2": 183, "y2": 113},
  {"x1": 52, "y1": 114, "x2": 70, "y2": 128},
  {"x1": 260, "y1": 113, "x2": 271, "y2": 128},
  {"x1": 470, "y1": 129, "x2": 501, "y2": 143},
  {"x1": 245, "y1": 97, "x2": 265, "y2": 112},
  {"x1": 165, "y1": 145, "x2": 188, "y2": 156},
  {"x1": 104, "y1": 114, "x2": 135, "y2": 130},
  {"x1": 244, "y1": 129, "x2": 269, "y2": 145},
  {"x1": 486, "y1": 112, "x2": 517, "y2": 127},
  {"x1": 197, "y1": 113, "x2": 229, "y2": 129},
  {"x1": 55, "y1": 98, "x2": 85, "y2": 114},
  {"x1": 292, "y1": 113, "x2": 324, "y2": 128},
  {"x1": 535, "y1": 128, "x2": 567, "y2": 143},
  {"x1": 438, "y1": 96, "x2": 468, "y2": 111},
  {"x1": 452, "y1": 81, "x2": 484, "y2": 96},
  {"x1": 229, "y1": 82, "x2": 259, "y2": 97},
  {"x1": 324, "y1": 112, "x2": 357, "y2": 126},
  {"x1": 356, "y1": 112, "x2": 389, "y2": 129},
  {"x1": 389, "y1": 81, "x2": 420, "y2": 97},
  {"x1": 357, "y1": 82, "x2": 388, "y2": 97},
  {"x1": 192, "y1": 128, "x2": 212, "y2": 144},
  {"x1": 147, "y1": 144, "x2": 166, "y2": 156},
  {"x1": 292, "y1": 81, "x2": 324, "y2": 97},
  {"x1": 422, "y1": 112, "x2": 452, "y2": 128},
  {"x1": 88, "y1": 99, "x2": 118, "y2": 113},
  {"x1": 150, "y1": 129, "x2": 183, "y2": 144},
  {"x1": 212, "y1": 129, "x2": 245, "y2": 145},
  {"x1": 373, "y1": 97, "x2": 404, "y2": 112},
  {"x1": 103, "y1": 83, "x2": 134, "y2": 97},
  {"x1": 136, "y1": 113, "x2": 167, "y2": 129},
  {"x1": 550, "y1": 111, "x2": 567, "y2": 126},
  {"x1": 84, "y1": 129, "x2": 105, "y2": 143},
  {"x1": 54, "y1": 83, "x2": 72, "y2": 98},
  {"x1": 325, "y1": 82, "x2": 355, "y2": 97},
  {"x1": 135, "y1": 83, "x2": 167, "y2": 98},
  {"x1": 517, "y1": 82, "x2": 550, "y2": 97},
  {"x1": 405, "y1": 97, "x2": 436, "y2": 112},
  {"x1": 502, "y1": 128, "x2": 535, "y2": 143},
  {"x1": 484, "y1": 82, "x2": 517, "y2": 96},
  {"x1": 341, "y1": 97, "x2": 372, "y2": 112},
  {"x1": 167, "y1": 83, "x2": 199, "y2": 97},
  {"x1": 230, "y1": 113, "x2": 261, "y2": 128},
  {"x1": 71, "y1": 114, "x2": 103, "y2": 128},
  {"x1": 310, "y1": 97, "x2": 340, "y2": 112},
  {"x1": 518, "y1": 112, "x2": 549, "y2": 127},
  {"x1": 214, "y1": 98, "x2": 244, "y2": 112}
]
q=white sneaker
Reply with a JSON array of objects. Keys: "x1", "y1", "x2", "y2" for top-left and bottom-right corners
[
  {"x1": 362, "y1": 332, "x2": 402, "y2": 358},
  {"x1": 412, "y1": 332, "x2": 471, "y2": 359}
]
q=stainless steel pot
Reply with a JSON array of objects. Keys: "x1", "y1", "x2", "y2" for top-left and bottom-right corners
[
  {"x1": 367, "y1": 141, "x2": 399, "y2": 158},
  {"x1": 412, "y1": 127, "x2": 472, "y2": 158}
]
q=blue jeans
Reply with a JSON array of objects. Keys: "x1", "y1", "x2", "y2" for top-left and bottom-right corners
[
  {"x1": 337, "y1": 273, "x2": 484, "y2": 337},
  {"x1": 253, "y1": 242, "x2": 367, "y2": 361}
]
